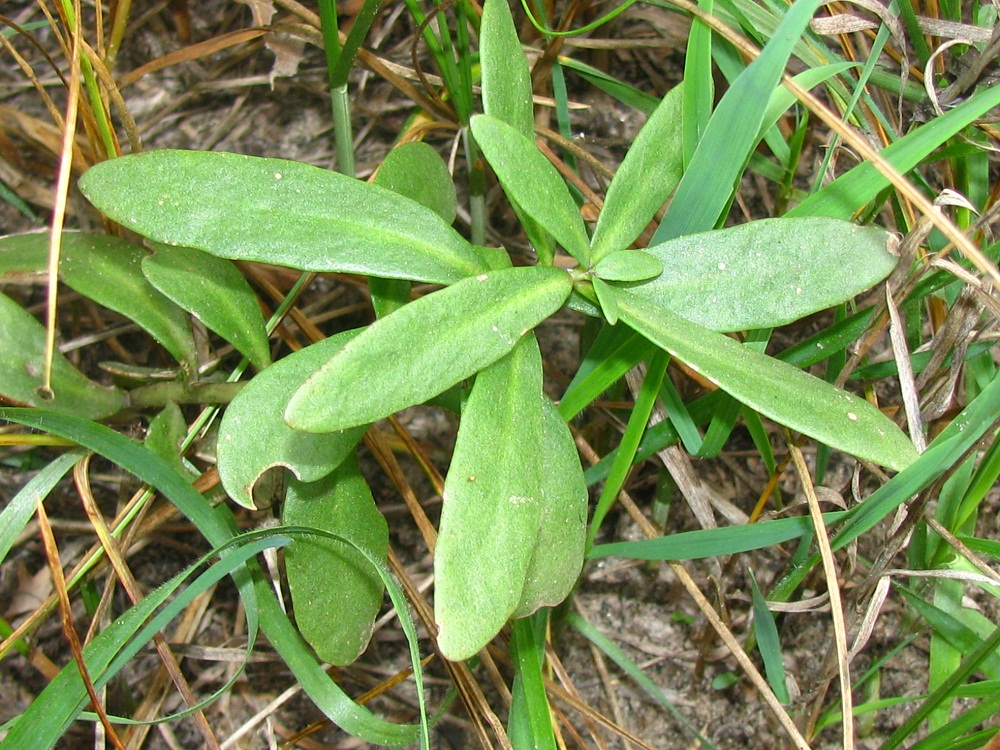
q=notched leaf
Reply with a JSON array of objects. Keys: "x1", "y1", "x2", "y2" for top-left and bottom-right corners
[
  {"x1": 282, "y1": 453, "x2": 388, "y2": 666},
  {"x1": 0, "y1": 291, "x2": 127, "y2": 419},
  {"x1": 217, "y1": 331, "x2": 367, "y2": 509}
]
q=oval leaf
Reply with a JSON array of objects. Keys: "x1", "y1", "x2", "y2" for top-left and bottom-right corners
[
  {"x1": 593, "y1": 249, "x2": 663, "y2": 282},
  {"x1": 512, "y1": 397, "x2": 587, "y2": 618},
  {"x1": 0, "y1": 231, "x2": 198, "y2": 369},
  {"x1": 374, "y1": 141, "x2": 457, "y2": 224},
  {"x1": 282, "y1": 452, "x2": 388, "y2": 666},
  {"x1": 435, "y1": 335, "x2": 545, "y2": 661},
  {"x1": 590, "y1": 84, "x2": 684, "y2": 261},
  {"x1": 0, "y1": 291, "x2": 127, "y2": 419},
  {"x1": 592, "y1": 276, "x2": 620, "y2": 325},
  {"x1": 142, "y1": 242, "x2": 271, "y2": 371},
  {"x1": 615, "y1": 290, "x2": 919, "y2": 472},
  {"x1": 79, "y1": 150, "x2": 489, "y2": 285},
  {"x1": 217, "y1": 330, "x2": 367, "y2": 509},
  {"x1": 471, "y1": 115, "x2": 591, "y2": 265},
  {"x1": 627, "y1": 217, "x2": 899, "y2": 332},
  {"x1": 286, "y1": 266, "x2": 573, "y2": 433},
  {"x1": 480, "y1": 0, "x2": 534, "y2": 138},
  {"x1": 145, "y1": 402, "x2": 197, "y2": 481}
]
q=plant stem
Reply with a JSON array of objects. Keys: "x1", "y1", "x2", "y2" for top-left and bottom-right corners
[
  {"x1": 126, "y1": 381, "x2": 246, "y2": 411},
  {"x1": 331, "y1": 84, "x2": 356, "y2": 178}
]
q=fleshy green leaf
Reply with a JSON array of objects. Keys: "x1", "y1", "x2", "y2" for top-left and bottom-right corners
[
  {"x1": 614, "y1": 290, "x2": 918, "y2": 472},
  {"x1": 0, "y1": 231, "x2": 198, "y2": 369},
  {"x1": 435, "y1": 335, "x2": 545, "y2": 661},
  {"x1": 592, "y1": 249, "x2": 664, "y2": 282},
  {"x1": 0, "y1": 291, "x2": 127, "y2": 419},
  {"x1": 592, "y1": 276, "x2": 620, "y2": 325},
  {"x1": 625, "y1": 217, "x2": 899, "y2": 332},
  {"x1": 78, "y1": 150, "x2": 489, "y2": 285},
  {"x1": 282, "y1": 453, "x2": 388, "y2": 666},
  {"x1": 217, "y1": 330, "x2": 367, "y2": 510},
  {"x1": 374, "y1": 141, "x2": 457, "y2": 224},
  {"x1": 590, "y1": 84, "x2": 684, "y2": 261},
  {"x1": 142, "y1": 243, "x2": 271, "y2": 371},
  {"x1": 480, "y1": 0, "x2": 534, "y2": 139},
  {"x1": 286, "y1": 266, "x2": 573, "y2": 433},
  {"x1": 470, "y1": 115, "x2": 591, "y2": 265},
  {"x1": 145, "y1": 402, "x2": 197, "y2": 481},
  {"x1": 512, "y1": 398, "x2": 587, "y2": 618}
]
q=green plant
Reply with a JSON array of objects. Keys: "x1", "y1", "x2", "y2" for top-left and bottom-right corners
[
  {"x1": 6, "y1": 0, "x2": 1000, "y2": 746},
  {"x1": 55, "y1": 0, "x2": 914, "y2": 665}
]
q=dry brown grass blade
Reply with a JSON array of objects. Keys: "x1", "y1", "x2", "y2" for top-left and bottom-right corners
[
  {"x1": 73, "y1": 456, "x2": 222, "y2": 750},
  {"x1": 116, "y1": 28, "x2": 269, "y2": 88},
  {"x1": 366, "y1": 428, "x2": 439, "y2": 551},
  {"x1": 789, "y1": 442, "x2": 853, "y2": 750},
  {"x1": 388, "y1": 414, "x2": 447, "y2": 495},
  {"x1": 35, "y1": 494, "x2": 127, "y2": 750},
  {"x1": 544, "y1": 679, "x2": 660, "y2": 750},
  {"x1": 544, "y1": 644, "x2": 611, "y2": 750},
  {"x1": 41, "y1": 0, "x2": 82, "y2": 402},
  {"x1": 0, "y1": 15, "x2": 67, "y2": 128}
]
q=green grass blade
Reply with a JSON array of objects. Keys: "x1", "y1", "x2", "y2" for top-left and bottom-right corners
[
  {"x1": 590, "y1": 511, "x2": 851, "y2": 561},
  {"x1": 0, "y1": 450, "x2": 84, "y2": 566},
  {"x1": 682, "y1": 0, "x2": 714, "y2": 166},
  {"x1": 508, "y1": 614, "x2": 557, "y2": 750},
  {"x1": 587, "y1": 348, "x2": 669, "y2": 549},
  {"x1": 652, "y1": 0, "x2": 823, "y2": 242},
  {"x1": 559, "y1": 325, "x2": 654, "y2": 421},
  {"x1": 789, "y1": 82, "x2": 1000, "y2": 219},
  {"x1": 0, "y1": 408, "x2": 425, "y2": 746},
  {"x1": 831, "y1": 366, "x2": 1000, "y2": 551},
  {"x1": 0, "y1": 533, "x2": 280, "y2": 747},
  {"x1": 557, "y1": 57, "x2": 659, "y2": 114},
  {"x1": 878, "y1": 624, "x2": 1000, "y2": 750},
  {"x1": 749, "y1": 570, "x2": 790, "y2": 704},
  {"x1": 659, "y1": 370, "x2": 703, "y2": 454}
]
